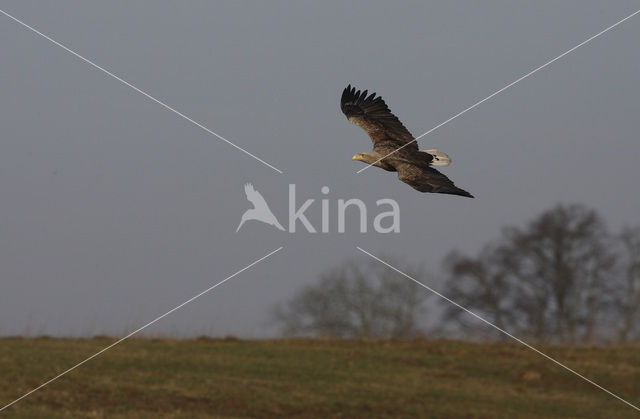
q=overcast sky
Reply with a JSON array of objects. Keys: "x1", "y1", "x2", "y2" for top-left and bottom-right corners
[{"x1": 1, "y1": 1, "x2": 639, "y2": 337}]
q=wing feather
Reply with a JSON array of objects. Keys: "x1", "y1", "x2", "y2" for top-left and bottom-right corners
[{"x1": 340, "y1": 85, "x2": 418, "y2": 151}]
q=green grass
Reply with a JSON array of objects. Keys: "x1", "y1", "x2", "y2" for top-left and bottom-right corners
[{"x1": 1, "y1": 337, "x2": 639, "y2": 418}]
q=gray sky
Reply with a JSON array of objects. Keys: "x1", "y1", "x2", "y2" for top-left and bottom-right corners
[{"x1": 1, "y1": 1, "x2": 639, "y2": 337}]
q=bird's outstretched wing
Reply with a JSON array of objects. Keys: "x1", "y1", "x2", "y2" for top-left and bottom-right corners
[
  {"x1": 242, "y1": 183, "x2": 285, "y2": 230},
  {"x1": 340, "y1": 85, "x2": 419, "y2": 152},
  {"x1": 396, "y1": 163, "x2": 474, "y2": 198},
  {"x1": 244, "y1": 183, "x2": 270, "y2": 211}
]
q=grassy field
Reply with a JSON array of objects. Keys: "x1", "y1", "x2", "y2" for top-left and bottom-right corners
[{"x1": 1, "y1": 337, "x2": 639, "y2": 418}]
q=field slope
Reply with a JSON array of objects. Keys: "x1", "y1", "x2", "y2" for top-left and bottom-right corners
[{"x1": 1, "y1": 338, "x2": 639, "y2": 418}]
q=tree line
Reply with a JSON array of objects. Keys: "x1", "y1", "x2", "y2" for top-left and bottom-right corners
[{"x1": 272, "y1": 203, "x2": 640, "y2": 344}]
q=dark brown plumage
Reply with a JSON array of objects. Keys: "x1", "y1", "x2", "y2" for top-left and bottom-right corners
[{"x1": 341, "y1": 85, "x2": 474, "y2": 198}]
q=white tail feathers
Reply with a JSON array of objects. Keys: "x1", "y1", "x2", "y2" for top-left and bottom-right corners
[{"x1": 423, "y1": 148, "x2": 451, "y2": 167}]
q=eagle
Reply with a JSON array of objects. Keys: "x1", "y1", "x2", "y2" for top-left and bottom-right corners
[{"x1": 341, "y1": 85, "x2": 474, "y2": 198}]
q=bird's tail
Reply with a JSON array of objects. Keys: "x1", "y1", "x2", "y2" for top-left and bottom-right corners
[
  {"x1": 235, "y1": 216, "x2": 247, "y2": 232},
  {"x1": 423, "y1": 148, "x2": 451, "y2": 167}
]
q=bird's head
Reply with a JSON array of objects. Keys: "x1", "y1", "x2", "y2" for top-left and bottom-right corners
[
  {"x1": 352, "y1": 152, "x2": 395, "y2": 171},
  {"x1": 352, "y1": 153, "x2": 375, "y2": 164}
]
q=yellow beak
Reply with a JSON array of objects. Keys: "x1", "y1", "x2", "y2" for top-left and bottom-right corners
[{"x1": 352, "y1": 154, "x2": 361, "y2": 161}]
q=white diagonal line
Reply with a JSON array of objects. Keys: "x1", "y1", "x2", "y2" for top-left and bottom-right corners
[
  {"x1": 0, "y1": 8, "x2": 283, "y2": 174},
  {"x1": 356, "y1": 246, "x2": 640, "y2": 412},
  {"x1": 357, "y1": 8, "x2": 640, "y2": 173},
  {"x1": 0, "y1": 246, "x2": 283, "y2": 413}
]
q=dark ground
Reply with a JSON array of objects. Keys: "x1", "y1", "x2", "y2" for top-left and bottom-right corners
[{"x1": 1, "y1": 338, "x2": 639, "y2": 418}]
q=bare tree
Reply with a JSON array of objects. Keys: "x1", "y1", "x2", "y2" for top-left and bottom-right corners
[
  {"x1": 616, "y1": 226, "x2": 640, "y2": 343},
  {"x1": 272, "y1": 258, "x2": 430, "y2": 339},
  {"x1": 442, "y1": 245, "x2": 515, "y2": 340},
  {"x1": 442, "y1": 204, "x2": 617, "y2": 344}
]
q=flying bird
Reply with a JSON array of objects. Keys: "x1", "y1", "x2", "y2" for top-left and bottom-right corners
[
  {"x1": 341, "y1": 85, "x2": 473, "y2": 198},
  {"x1": 236, "y1": 183, "x2": 285, "y2": 232}
]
